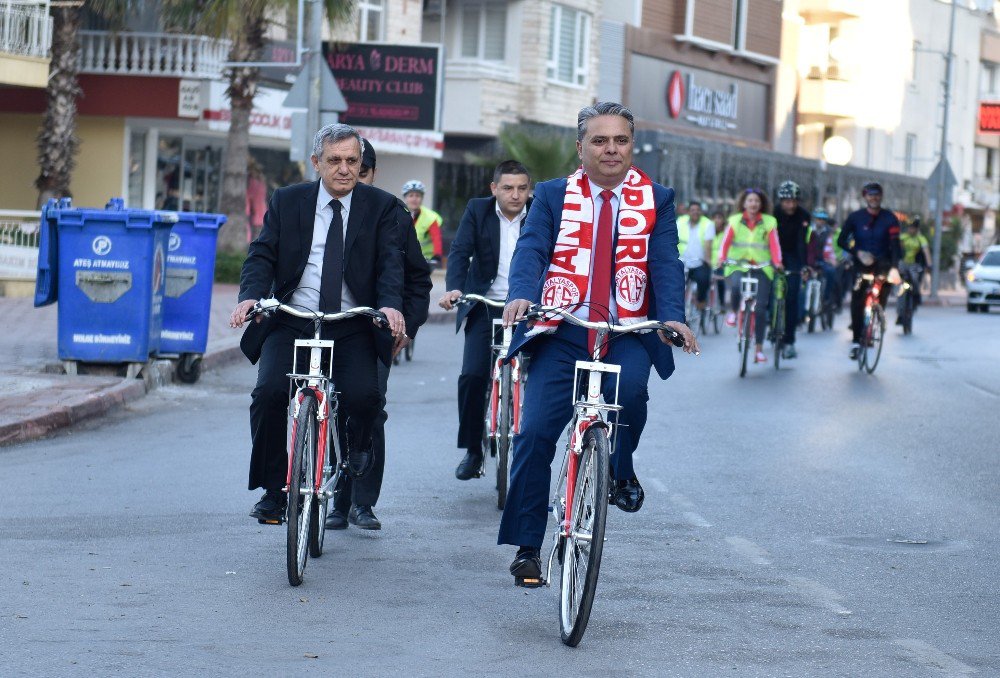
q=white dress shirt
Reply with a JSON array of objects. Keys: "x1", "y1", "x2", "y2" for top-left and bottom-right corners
[
  {"x1": 572, "y1": 179, "x2": 623, "y2": 322},
  {"x1": 678, "y1": 215, "x2": 716, "y2": 268},
  {"x1": 289, "y1": 182, "x2": 357, "y2": 312},
  {"x1": 485, "y1": 202, "x2": 527, "y2": 301}
]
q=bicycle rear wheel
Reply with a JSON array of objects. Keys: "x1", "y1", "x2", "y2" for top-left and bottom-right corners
[
  {"x1": 771, "y1": 299, "x2": 785, "y2": 371},
  {"x1": 864, "y1": 305, "x2": 885, "y2": 374},
  {"x1": 739, "y1": 309, "x2": 752, "y2": 378},
  {"x1": 558, "y1": 426, "x2": 609, "y2": 647},
  {"x1": 496, "y1": 363, "x2": 513, "y2": 510},
  {"x1": 287, "y1": 393, "x2": 316, "y2": 586}
]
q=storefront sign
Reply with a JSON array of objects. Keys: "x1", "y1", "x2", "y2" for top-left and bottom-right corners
[
  {"x1": 629, "y1": 54, "x2": 768, "y2": 142},
  {"x1": 354, "y1": 126, "x2": 444, "y2": 159},
  {"x1": 323, "y1": 42, "x2": 442, "y2": 131},
  {"x1": 979, "y1": 101, "x2": 1000, "y2": 134},
  {"x1": 202, "y1": 82, "x2": 295, "y2": 140},
  {"x1": 178, "y1": 80, "x2": 203, "y2": 119}
]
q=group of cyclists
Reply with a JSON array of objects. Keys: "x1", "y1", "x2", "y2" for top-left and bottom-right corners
[{"x1": 673, "y1": 179, "x2": 926, "y2": 364}]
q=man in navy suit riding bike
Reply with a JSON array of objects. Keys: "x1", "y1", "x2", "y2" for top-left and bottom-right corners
[{"x1": 498, "y1": 102, "x2": 698, "y2": 583}]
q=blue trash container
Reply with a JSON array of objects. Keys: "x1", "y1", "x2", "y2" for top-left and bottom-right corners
[
  {"x1": 41, "y1": 198, "x2": 174, "y2": 364},
  {"x1": 157, "y1": 210, "x2": 226, "y2": 382}
]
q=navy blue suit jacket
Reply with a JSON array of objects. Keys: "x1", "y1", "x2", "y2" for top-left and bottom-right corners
[
  {"x1": 505, "y1": 177, "x2": 685, "y2": 380},
  {"x1": 445, "y1": 196, "x2": 531, "y2": 331}
]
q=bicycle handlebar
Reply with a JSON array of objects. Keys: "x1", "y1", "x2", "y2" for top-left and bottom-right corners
[
  {"x1": 523, "y1": 304, "x2": 686, "y2": 348},
  {"x1": 721, "y1": 259, "x2": 772, "y2": 271},
  {"x1": 456, "y1": 294, "x2": 506, "y2": 309},
  {"x1": 248, "y1": 298, "x2": 387, "y2": 326}
]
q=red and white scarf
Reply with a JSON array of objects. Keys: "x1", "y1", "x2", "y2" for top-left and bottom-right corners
[{"x1": 531, "y1": 165, "x2": 657, "y2": 335}]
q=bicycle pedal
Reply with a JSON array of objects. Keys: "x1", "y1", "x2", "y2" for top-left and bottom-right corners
[
  {"x1": 257, "y1": 518, "x2": 284, "y2": 525},
  {"x1": 514, "y1": 576, "x2": 546, "y2": 589}
]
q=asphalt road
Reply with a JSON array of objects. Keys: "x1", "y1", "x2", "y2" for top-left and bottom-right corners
[{"x1": 2, "y1": 304, "x2": 999, "y2": 677}]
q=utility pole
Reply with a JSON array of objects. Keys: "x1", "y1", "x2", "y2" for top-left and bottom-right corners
[
  {"x1": 304, "y1": 0, "x2": 322, "y2": 181},
  {"x1": 930, "y1": 0, "x2": 957, "y2": 299}
]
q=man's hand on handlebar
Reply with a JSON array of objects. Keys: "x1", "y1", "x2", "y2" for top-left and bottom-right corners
[
  {"x1": 660, "y1": 320, "x2": 700, "y2": 355},
  {"x1": 392, "y1": 333, "x2": 411, "y2": 357},
  {"x1": 379, "y1": 307, "x2": 405, "y2": 337},
  {"x1": 438, "y1": 289, "x2": 462, "y2": 311},
  {"x1": 229, "y1": 299, "x2": 258, "y2": 328},
  {"x1": 503, "y1": 299, "x2": 533, "y2": 329}
]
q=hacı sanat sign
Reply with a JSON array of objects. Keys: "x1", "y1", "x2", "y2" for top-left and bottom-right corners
[
  {"x1": 323, "y1": 42, "x2": 442, "y2": 131},
  {"x1": 979, "y1": 101, "x2": 1000, "y2": 134}
]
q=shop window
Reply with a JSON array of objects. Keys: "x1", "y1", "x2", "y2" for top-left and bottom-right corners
[
  {"x1": 156, "y1": 136, "x2": 183, "y2": 210},
  {"x1": 547, "y1": 4, "x2": 590, "y2": 87},
  {"x1": 358, "y1": 0, "x2": 385, "y2": 42},
  {"x1": 459, "y1": 1, "x2": 506, "y2": 62}
]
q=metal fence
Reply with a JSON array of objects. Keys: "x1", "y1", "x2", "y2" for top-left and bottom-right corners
[
  {"x1": 634, "y1": 129, "x2": 928, "y2": 221},
  {"x1": 0, "y1": 210, "x2": 41, "y2": 281},
  {"x1": 0, "y1": 3, "x2": 52, "y2": 59}
]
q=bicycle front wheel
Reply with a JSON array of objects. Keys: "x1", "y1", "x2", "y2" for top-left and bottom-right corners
[
  {"x1": 496, "y1": 363, "x2": 513, "y2": 510},
  {"x1": 287, "y1": 393, "x2": 316, "y2": 586},
  {"x1": 864, "y1": 305, "x2": 886, "y2": 374},
  {"x1": 771, "y1": 299, "x2": 785, "y2": 371},
  {"x1": 739, "y1": 309, "x2": 752, "y2": 378},
  {"x1": 558, "y1": 426, "x2": 609, "y2": 647}
]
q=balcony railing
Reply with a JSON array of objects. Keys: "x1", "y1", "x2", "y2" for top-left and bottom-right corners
[
  {"x1": 0, "y1": 4, "x2": 53, "y2": 59},
  {"x1": 78, "y1": 31, "x2": 232, "y2": 79}
]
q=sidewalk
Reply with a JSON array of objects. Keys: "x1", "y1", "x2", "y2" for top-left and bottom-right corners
[{"x1": 0, "y1": 271, "x2": 453, "y2": 447}]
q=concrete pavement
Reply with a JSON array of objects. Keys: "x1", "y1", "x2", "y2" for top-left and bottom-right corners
[{"x1": 0, "y1": 269, "x2": 963, "y2": 447}]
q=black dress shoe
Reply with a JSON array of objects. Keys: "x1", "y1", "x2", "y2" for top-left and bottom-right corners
[
  {"x1": 611, "y1": 478, "x2": 645, "y2": 513},
  {"x1": 510, "y1": 548, "x2": 543, "y2": 587},
  {"x1": 324, "y1": 508, "x2": 348, "y2": 530},
  {"x1": 455, "y1": 451, "x2": 483, "y2": 480},
  {"x1": 346, "y1": 444, "x2": 374, "y2": 478},
  {"x1": 348, "y1": 505, "x2": 381, "y2": 530},
  {"x1": 250, "y1": 489, "x2": 287, "y2": 523}
]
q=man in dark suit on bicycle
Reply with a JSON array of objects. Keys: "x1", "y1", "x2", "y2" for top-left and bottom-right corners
[
  {"x1": 438, "y1": 160, "x2": 532, "y2": 481},
  {"x1": 499, "y1": 102, "x2": 698, "y2": 583},
  {"x1": 229, "y1": 123, "x2": 406, "y2": 526}
]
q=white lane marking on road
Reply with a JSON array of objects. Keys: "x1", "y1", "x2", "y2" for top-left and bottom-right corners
[
  {"x1": 725, "y1": 536, "x2": 771, "y2": 565},
  {"x1": 669, "y1": 493, "x2": 697, "y2": 511},
  {"x1": 894, "y1": 638, "x2": 977, "y2": 676},
  {"x1": 789, "y1": 577, "x2": 852, "y2": 617},
  {"x1": 647, "y1": 477, "x2": 668, "y2": 493},
  {"x1": 682, "y1": 511, "x2": 712, "y2": 528},
  {"x1": 964, "y1": 381, "x2": 999, "y2": 399}
]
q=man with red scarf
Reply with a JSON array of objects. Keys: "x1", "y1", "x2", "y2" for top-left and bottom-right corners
[{"x1": 499, "y1": 102, "x2": 698, "y2": 583}]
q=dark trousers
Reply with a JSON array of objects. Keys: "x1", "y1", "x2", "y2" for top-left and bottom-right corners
[
  {"x1": 686, "y1": 262, "x2": 712, "y2": 303},
  {"x1": 248, "y1": 318, "x2": 381, "y2": 492},
  {"x1": 497, "y1": 323, "x2": 651, "y2": 549},
  {"x1": 456, "y1": 304, "x2": 503, "y2": 452},
  {"x1": 728, "y1": 270, "x2": 772, "y2": 345},
  {"x1": 850, "y1": 264, "x2": 892, "y2": 343},
  {"x1": 783, "y1": 266, "x2": 801, "y2": 345},
  {"x1": 335, "y1": 359, "x2": 390, "y2": 510}
]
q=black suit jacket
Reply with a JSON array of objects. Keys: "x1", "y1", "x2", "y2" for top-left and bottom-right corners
[
  {"x1": 239, "y1": 180, "x2": 404, "y2": 365},
  {"x1": 445, "y1": 196, "x2": 531, "y2": 331},
  {"x1": 395, "y1": 199, "x2": 432, "y2": 338}
]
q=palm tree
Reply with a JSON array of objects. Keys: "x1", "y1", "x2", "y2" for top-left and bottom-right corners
[
  {"x1": 164, "y1": 0, "x2": 353, "y2": 255},
  {"x1": 35, "y1": 1, "x2": 129, "y2": 207},
  {"x1": 466, "y1": 125, "x2": 579, "y2": 184}
]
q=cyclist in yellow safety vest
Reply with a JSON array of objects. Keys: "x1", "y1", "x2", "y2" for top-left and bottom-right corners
[
  {"x1": 711, "y1": 210, "x2": 728, "y2": 307},
  {"x1": 676, "y1": 201, "x2": 716, "y2": 319},
  {"x1": 717, "y1": 188, "x2": 784, "y2": 364},
  {"x1": 899, "y1": 216, "x2": 931, "y2": 307},
  {"x1": 402, "y1": 179, "x2": 444, "y2": 267}
]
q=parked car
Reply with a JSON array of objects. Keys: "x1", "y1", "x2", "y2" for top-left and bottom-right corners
[{"x1": 966, "y1": 245, "x2": 1000, "y2": 313}]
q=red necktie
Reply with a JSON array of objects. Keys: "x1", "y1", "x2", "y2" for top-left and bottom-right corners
[{"x1": 588, "y1": 190, "x2": 614, "y2": 358}]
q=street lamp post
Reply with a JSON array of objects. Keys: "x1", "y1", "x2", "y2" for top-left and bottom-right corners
[{"x1": 930, "y1": 0, "x2": 957, "y2": 299}]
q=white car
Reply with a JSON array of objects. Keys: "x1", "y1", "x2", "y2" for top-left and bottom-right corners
[{"x1": 966, "y1": 245, "x2": 1000, "y2": 313}]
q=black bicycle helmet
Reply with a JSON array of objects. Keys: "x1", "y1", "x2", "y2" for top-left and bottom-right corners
[
  {"x1": 861, "y1": 181, "x2": 883, "y2": 196},
  {"x1": 776, "y1": 180, "x2": 801, "y2": 200}
]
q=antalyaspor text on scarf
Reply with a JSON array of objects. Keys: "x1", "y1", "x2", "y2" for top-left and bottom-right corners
[{"x1": 530, "y1": 165, "x2": 657, "y2": 336}]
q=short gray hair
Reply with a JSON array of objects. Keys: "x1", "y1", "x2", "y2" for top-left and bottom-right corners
[
  {"x1": 311, "y1": 123, "x2": 364, "y2": 159},
  {"x1": 577, "y1": 102, "x2": 635, "y2": 142}
]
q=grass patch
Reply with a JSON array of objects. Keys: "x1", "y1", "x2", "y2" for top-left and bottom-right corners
[{"x1": 215, "y1": 252, "x2": 245, "y2": 284}]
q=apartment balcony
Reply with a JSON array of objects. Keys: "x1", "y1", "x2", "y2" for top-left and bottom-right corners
[
  {"x1": 798, "y1": 0, "x2": 863, "y2": 25},
  {"x1": 78, "y1": 31, "x2": 232, "y2": 80},
  {"x1": 798, "y1": 76, "x2": 857, "y2": 123},
  {"x1": 442, "y1": 62, "x2": 519, "y2": 136},
  {"x1": 0, "y1": 2, "x2": 52, "y2": 88}
]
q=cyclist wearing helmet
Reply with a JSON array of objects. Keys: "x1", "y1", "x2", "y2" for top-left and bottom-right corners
[
  {"x1": 899, "y1": 217, "x2": 931, "y2": 309},
  {"x1": 402, "y1": 179, "x2": 444, "y2": 267},
  {"x1": 805, "y1": 209, "x2": 838, "y2": 310},
  {"x1": 775, "y1": 180, "x2": 810, "y2": 359},
  {"x1": 837, "y1": 182, "x2": 901, "y2": 359},
  {"x1": 718, "y1": 188, "x2": 784, "y2": 364}
]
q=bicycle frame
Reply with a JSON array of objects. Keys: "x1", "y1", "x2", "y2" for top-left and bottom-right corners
[
  {"x1": 285, "y1": 335, "x2": 339, "y2": 501},
  {"x1": 488, "y1": 318, "x2": 522, "y2": 438}
]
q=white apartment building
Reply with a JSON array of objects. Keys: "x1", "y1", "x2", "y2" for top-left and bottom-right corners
[{"x1": 788, "y1": 0, "x2": 997, "y2": 228}]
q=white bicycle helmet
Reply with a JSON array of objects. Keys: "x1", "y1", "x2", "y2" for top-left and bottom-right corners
[{"x1": 401, "y1": 180, "x2": 425, "y2": 196}]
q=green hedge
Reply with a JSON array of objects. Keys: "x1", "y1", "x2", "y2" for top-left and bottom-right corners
[{"x1": 215, "y1": 252, "x2": 246, "y2": 284}]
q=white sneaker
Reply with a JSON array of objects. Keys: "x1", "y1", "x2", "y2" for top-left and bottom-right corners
[{"x1": 725, "y1": 312, "x2": 736, "y2": 327}]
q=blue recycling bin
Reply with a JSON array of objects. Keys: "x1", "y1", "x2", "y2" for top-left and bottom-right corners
[
  {"x1": 35, "y1": 198, "x2": 174, "y2": 364},
  {"x1": 157, "y1": 210, "x2": 226, "y2": 372}
]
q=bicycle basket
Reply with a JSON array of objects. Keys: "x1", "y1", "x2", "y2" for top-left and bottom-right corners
[{"x1": 740, "y1": 276, "x2": 759, "y2": 299}]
